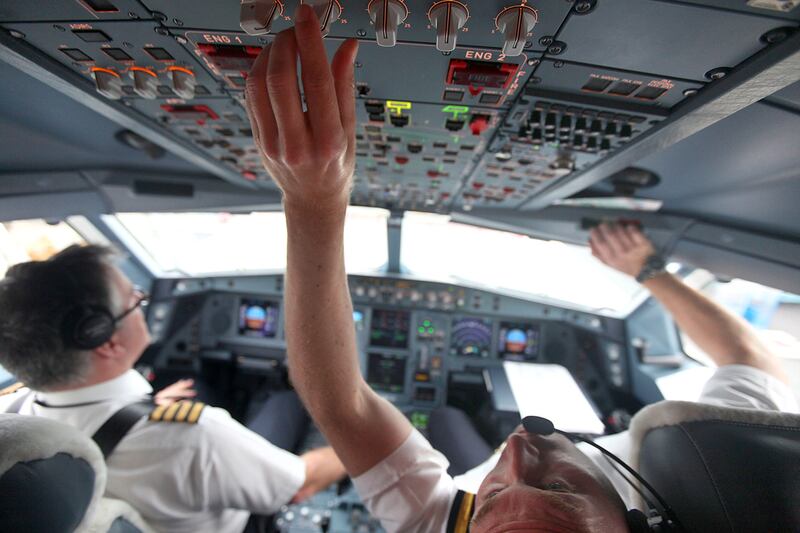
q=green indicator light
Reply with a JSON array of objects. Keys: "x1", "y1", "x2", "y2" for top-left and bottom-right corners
[
  {"x1": 423, "y1": 320, "x2": 431, "y2": 327},
  {"x1": 418, "y1": 326, "x2": 425, "y2": 334},
  {"x1": 428, "y1": 327, "x2": 435, "y2": 334},
  {"x1": 442, "y1": 105, "x2": 470, "y2": 120}
]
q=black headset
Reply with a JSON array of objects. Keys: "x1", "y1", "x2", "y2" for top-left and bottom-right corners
[
  {"x1": 522, "y1": 416, "x2": 683, "y2": 533},
  {"x1": 61, "y1": 305, "x2": 118, "y2": 351}
]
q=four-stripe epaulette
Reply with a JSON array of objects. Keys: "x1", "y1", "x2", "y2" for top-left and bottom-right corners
[{"x1": 149, "y1": 400, "x2": 206, "y2": 424}]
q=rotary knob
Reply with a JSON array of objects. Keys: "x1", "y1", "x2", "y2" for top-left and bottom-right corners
[
  {"x1": 368, "y1": 0, "x2": 408, "y2": 48},
  {"x1": 495, "y1": 4, "x2": 538, "y2": 57},
  {"x1": 301, "y1": 0, "x2": 343, "y2": 37},
  {"x1": 91, "y1": 67, "x2": 123, "y2": 100},
  {"x1": 240, "y1": 0, "x2": 284, "y2": 35},
  {"x1": 428, "y1": 1, "x2": 469, "y2": 53},
  {"x1": 167, "y1": 67, "x2": 197, "y2": 100},
  {"x1": 130, "y1": 67, "x2": 158, "y2": 99}
]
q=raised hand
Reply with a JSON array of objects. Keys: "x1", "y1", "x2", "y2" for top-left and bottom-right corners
[
  {"x1": 589, "y1": 222, "x2": 656, "y2": 278},
  {"x1": 244, "y1": 4, "x2": 359, "y2": 213}
]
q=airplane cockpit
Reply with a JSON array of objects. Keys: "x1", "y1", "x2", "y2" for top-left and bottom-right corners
[{"x1": 1, "y1": 1, "x2": 799, "y2": 532}]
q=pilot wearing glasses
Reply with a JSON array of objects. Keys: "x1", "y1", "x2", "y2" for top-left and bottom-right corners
[{"x1": 0, "y1": 245, "x2": 346, "y2": 532}]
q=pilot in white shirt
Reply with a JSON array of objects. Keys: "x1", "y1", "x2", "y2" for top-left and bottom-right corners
[
  {"x1": 351, "y1": 363, "x2": 800, "y2": 533},
  {"x1": 0, "y1": 245, "x2": 345, "y2": 532}
]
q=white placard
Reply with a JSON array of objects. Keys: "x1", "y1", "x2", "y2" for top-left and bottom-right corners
[{"x1": 503, "y1": 361, "x2": 605, "y2": 434}]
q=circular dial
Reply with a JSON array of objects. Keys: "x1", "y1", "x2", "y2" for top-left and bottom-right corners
[
  {"x1": 428, "y1": 1, "x2": 469, "y2": 53},
  {"x1": 495, "y1": 4, "x2": 538, "y2": 57},
  {"x1": 239, "y1": 0, "x2": 284, "y2": 35},
  {"x1": 368, "y1": 0, "x2": 409, "y2": 48},
  {"x1": 301, "y1": 0, "x2": 343, "y2": 37}
]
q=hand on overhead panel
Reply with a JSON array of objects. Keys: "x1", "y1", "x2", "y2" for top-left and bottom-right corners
[
  {"x1": 244, "y1": 4, "x2": 359, "y2": 214},
  {"x1": 589, "y1": 222, "x2": 656, "y2": 278}
]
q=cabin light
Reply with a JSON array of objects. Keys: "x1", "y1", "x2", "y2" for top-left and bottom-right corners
[{"x1": 667, "y1": 262, "x2": 681, "y2": 273}]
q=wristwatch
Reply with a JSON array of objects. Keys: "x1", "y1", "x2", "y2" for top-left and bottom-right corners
[{"x1": 636, "y1": 253, "x2": 667, "y2": 283}]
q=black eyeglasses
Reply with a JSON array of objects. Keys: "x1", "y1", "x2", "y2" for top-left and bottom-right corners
[{"x1": 113, "y1": 287, "x2": 149, "y2": 323}]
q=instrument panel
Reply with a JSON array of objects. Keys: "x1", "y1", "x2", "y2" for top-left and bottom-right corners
[{"x1": 146, "y1": 273, "x2": 631, "y2": 421}]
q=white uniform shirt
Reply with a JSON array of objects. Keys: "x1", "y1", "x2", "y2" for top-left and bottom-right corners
[
  {"x1": 352, "y1": 364, "x2": 799, "y2": 533},
  {"x1": 0, "y1": 370, "x2": 306, "y2": 533}
]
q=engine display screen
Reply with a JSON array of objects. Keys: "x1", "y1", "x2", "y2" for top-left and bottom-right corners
[
  {"x1": 238, "y1": 299, "x2": 279, "y2": 338},
  {"x1": 450, "y1": 316, "x2": 493, "y2": 357},
  {"x1": 370, "y1": 309, "x2": 410, "y2": 348},
  {"x1": 367, "y1": 352, "x2": 406, "y2": 394},
  {"x1": 497, "y1": 322, "x2": 540, "y2": 360}
]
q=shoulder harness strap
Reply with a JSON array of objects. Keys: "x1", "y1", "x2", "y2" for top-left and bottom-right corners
[
  {"x1": 92, "y1": 401, "x2": 154, "y2": 459},
  {"x1": 446, "y1": 490, "x2": 475, "y2": 533},
  {"x1": 149, "y1": 400, "x2": 206, "y2": 424}
]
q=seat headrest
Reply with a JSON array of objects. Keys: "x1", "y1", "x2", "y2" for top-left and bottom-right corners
[
  {"x1": 629, "y1": 401, "x2": 800, "y2": 532},
  {"x1": 0, "y1": 414, "x2": 107, "y2": 533}
]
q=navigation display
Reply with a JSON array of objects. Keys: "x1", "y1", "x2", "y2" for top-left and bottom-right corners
[
  {"x1": 370, "y1": 309, "x2": 410, "y2": 348},
  {"x1": 238, "y1": 299, "x2": 279, "y2": 338},
  {"x1": 367, "y1": 352, "x2": 406, "y2": 394},
  {"x1": 497, "y1": 322, "x2": 540, "y2": 360},
  {"x1": 450, "y1": 317, "x2": 493, "y2": 357}
]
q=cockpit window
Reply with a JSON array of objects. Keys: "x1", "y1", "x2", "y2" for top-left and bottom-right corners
[
  {"x1": 110, "y1": 207, "x2": 389, "y2": 276},
  {"x1": 0, "y1": 219, "x2": 86, "y2": 279},
  {"x1": 400, "y1": 211, "x2": 648, "y2": 313}
]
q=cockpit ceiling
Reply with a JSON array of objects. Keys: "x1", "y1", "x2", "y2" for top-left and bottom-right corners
[{"x1": 0, "y1": 1, "x2": 798, "y2": 234}]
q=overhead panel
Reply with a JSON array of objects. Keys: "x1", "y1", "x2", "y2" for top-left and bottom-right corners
[
  {"x1": 1, "y1": 0, "x2": 797, "y2": 214},
  {"x1": 0, "y1": 0, "x2": 152, "y2": 22},
  {"x1": 139, "y1": 0, "x2": 574, "y2": 52},
  {"x1": 557, "y1": 0, "x2": 791, "y2": 81}
]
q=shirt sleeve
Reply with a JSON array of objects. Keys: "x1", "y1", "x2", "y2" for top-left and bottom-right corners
[
  {"x1": 698, "y1": 364, "x2": 799, "y2": 413},
  {"x1": 190, "y1": 406, "x2": 307, "y2": 514},
  {"x1": 352, "y1": 429, "x2": 459, "y2": 533}
]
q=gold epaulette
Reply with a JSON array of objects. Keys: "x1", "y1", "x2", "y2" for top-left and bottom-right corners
[
  {"x1": 149, "y1": 400, "x2": 206, "y2": 424},
  {"x1": 446, "y1": 490, "x2": 475, "y2": 533},
  {"x1": 0, "y1": 382, "x2": 25, "y2": 397}
]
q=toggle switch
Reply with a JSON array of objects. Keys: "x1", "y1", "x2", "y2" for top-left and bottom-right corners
[
  {"x1": 428, "y1": 1, "x2": 469, "y2": 53},
  {"x1": 369, "y1": 0, "x2": 409, "y2": 48},
  {"x1": 301, "y1": 0, "x2": 342, "y2": 37},
  {"x1": 167, "y1": 66, "x2": 197, "y2": 100},
  {"x1": 91, "y1": 67, "x2": 123, "y2": 100},
  {"x1": 495, "y1": 4, "x2": 538, "y2": 57},
  {"x1": 130, "y1": 67, "x2": 158, "y2": 99},
  {"x1": 240, "y1": 0, "x2": 284, "y2": 35}
]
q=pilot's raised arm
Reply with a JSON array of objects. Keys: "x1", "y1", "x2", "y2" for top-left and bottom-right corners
[
  {"x1": 245, "y1": 7, "x2": 640, "y2": 533},
  {"x1": 244, "y1": 6, "x2": 463, "y2": 532},
  {"x1": 590, "y1": 223, "x2": 797, "y2": 410}
]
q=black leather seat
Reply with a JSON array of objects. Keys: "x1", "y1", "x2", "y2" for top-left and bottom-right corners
[{"x1": 630, "y1": 401, "x2": 800, "y2": 532}]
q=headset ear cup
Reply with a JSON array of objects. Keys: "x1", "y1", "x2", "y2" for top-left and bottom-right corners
[
  {"x1": 63, "y1": 306, "x2": 115, "y2": 350},
  {"x1": 626, "y1": 509, "x2": 652, "y2": 533}
]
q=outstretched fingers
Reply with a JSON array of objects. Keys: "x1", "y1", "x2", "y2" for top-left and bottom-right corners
[
  {"x1": 331, "y1": 39, "x2": 359, "y2": 155},
  {"x1": 245, "y1": 43, "x2": 278, "y2": 158},
  {"x1": 268, "y1": 29, "x2": 311, "y2": 161}
]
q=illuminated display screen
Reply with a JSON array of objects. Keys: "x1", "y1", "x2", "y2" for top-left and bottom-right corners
[
  {"x1": 497, "y1": 322, "x2": 540, "y2": 360},
  {"x1": 367, "y1": 352, "x2": 406, "y2": 394},
  {"x1": 450, "y1": 317, "x2": 493, "y2": 357},
  {"x1": 370, "y1": 309, "x2": 410, "y2": 348},
  {"x1": 238, "y1": 299, "x2": 279, "y2": 338}
]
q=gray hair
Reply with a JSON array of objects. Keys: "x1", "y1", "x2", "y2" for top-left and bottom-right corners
[{"x1": 0, "y1": 245, "x2": 117, "y2": 391}]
